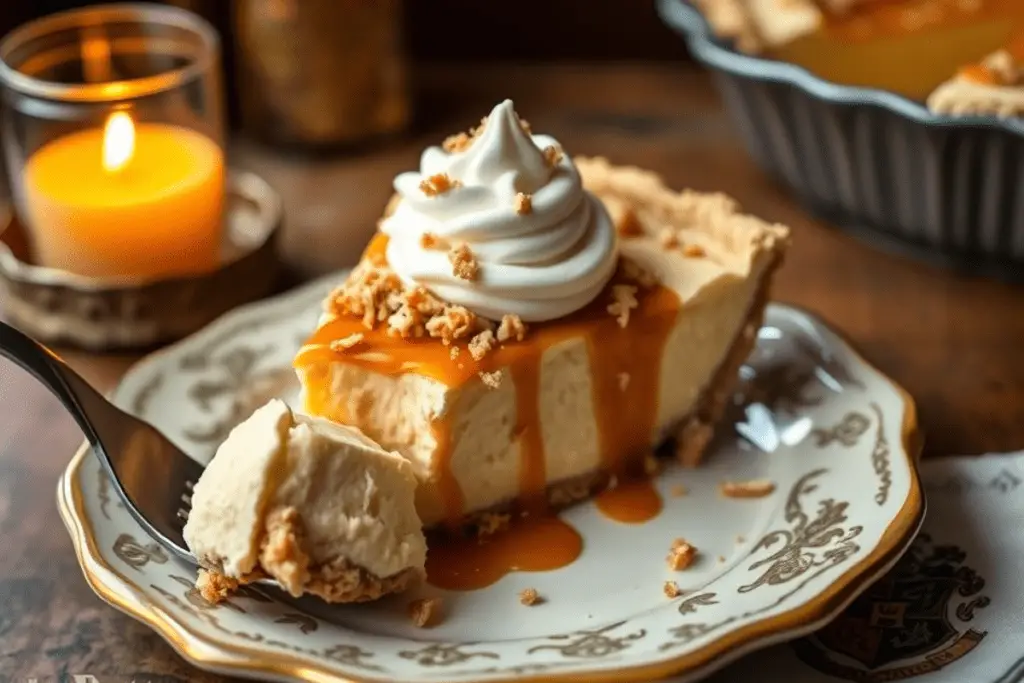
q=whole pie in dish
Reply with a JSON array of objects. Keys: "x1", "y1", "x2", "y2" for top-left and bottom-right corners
[
  {"x1": 294, "y1": 100, "x2": 789, "y2": 530},
  {"x1": 694, "y1": 0, "x2": 1024, "y2": 117}
]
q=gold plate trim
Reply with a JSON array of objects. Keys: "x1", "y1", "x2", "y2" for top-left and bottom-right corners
[{"x1": 56, "y1": 305, "x2": 925, "y2": 683}]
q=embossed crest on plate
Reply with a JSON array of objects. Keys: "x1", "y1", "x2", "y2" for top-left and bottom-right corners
[{"x1": 795, "y1": 533, "x2": 990, "y2": 681}]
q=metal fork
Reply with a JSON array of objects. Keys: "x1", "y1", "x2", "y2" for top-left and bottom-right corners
[{"x1": 1, "y1": 320, "x2": 202, "y2": 565}]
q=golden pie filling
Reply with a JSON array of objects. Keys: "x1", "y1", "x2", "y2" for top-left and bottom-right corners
[
  {"x1": 775, "y1": 0, "x2": 1023, "y2": 99},
  {"x1": 697, "y1": 0, "x2": 1024, "y2": 115}
]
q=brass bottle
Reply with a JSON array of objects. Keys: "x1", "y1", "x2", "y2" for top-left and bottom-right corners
[{"x1": 232, "y1": 0, "x2": 409, "y2": 148}]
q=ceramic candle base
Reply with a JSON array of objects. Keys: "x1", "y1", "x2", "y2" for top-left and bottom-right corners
[{"x1": 0, "y1": 171, "x2": 282, "y2": 351}]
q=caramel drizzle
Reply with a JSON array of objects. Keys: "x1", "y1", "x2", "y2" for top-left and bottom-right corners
[
  {"x1": 430, "y1": 417, "x2": 464, "y2": 527},
  {"x1": 510, "y1": 357, "x2": 548, "y2": 515},
  {"x1": 296, "y1": 259, "x2": 680, "y2": 514}
]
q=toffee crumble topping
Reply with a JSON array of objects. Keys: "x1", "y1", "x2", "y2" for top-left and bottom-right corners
[
  {"x1": 667, "y1": 538, "x2": 698, "y2": 571},
  {"x1": 419, "y1": 173, "x2": 461, "y2": 197},
  {"x1": 497, "y1": 313, "x2": 527, "y2": 342},
  {"x1": 449, "y1": 243, "x2": 480, "y2": 281},
  {"x1": 543, "y1": 145, "x2": 564, "y2": 167},
  {"x1": 470, "y1": 116, "x2": 488, "y2": 138},
  {"x1": 514, "y1": 192, "x2": 533, "y2": 215},
  {"x1": 659, "y1": 227, "x2": 680, "y2": 249},
  {"x1": 469, "y1": 329, "x2": 497, "y2": 361},
  {"x1": 325, "y1": 259, "x2": 493, "y2": 345},
  {"x1": 617, "y1": 208, "x2": 645, "y2": 237},
  {"x1": 720, "y1": 479, "x2": 776, "y2": 499},
  {"x1": 658, "y1": 226, "x2": 706, "y2": 259},
  {"x1": 442, "y1": 111, "x2": 532, "y2": 154},
  {"x1": 425, "y1": 304, "x2": 477, "y2": 345},
  {"x1": 324, "y1": 249, "x2": 657, "y2": 352},
  {"x1": 408, "y1": 597, "x2": 443, "y2": 628},
  {"x1": 479, "y1": 370, "x2": 503, "y2": 389},
  {"x1": 442, "y1": 132, "x2": 472, "y2": 153},
  {"x1": 519, "y1": 588, "x2": 544, "y2": 606},
  {"x1": 664, "y1": 581, "x2": 682, "y2": 598},
  {"x1": 420, "y1": 231, "x2": 447, "y2": 250},
  {"x1": 324, "y1": 253, "x2": 542, "y2": 350},
  {"x1": 607, "y1": 284, "x2": 639, "y2": 328}
]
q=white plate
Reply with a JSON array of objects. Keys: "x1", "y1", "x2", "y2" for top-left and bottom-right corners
[{"x1": 58, "y1": 274, "x2": 924, "y2": 683}]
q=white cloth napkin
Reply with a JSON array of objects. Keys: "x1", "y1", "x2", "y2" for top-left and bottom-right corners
[{"x1": 701, "y1": 453, "x2": 1024, "y2": 683}]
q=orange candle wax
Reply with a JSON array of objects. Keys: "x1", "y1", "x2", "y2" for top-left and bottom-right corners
[{"x1": 22, "y1": 113, "x2": 224, "y2": 279}]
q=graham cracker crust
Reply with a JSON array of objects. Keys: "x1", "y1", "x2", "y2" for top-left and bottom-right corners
[
  {"x1": 198, "y1": 562, "x2": 423, "y2": 605},
  {"x1": 669, "y1": 257, "x2": 778, "y2": 467},
  {"x1": 304, "y1": 559, "x2": 423, "y2": 604},
  {"x1": 197, "y1": 505, "x2": 424, "y2": 604}
]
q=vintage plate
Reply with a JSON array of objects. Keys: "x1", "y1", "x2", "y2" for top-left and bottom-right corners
[{"x1": 58, "y1": 274, "x2": 924, "y2": 683}]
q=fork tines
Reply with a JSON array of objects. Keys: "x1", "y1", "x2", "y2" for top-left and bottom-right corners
[{"x1": 177, "y1": 480, "x2": 196, "y2": 525}]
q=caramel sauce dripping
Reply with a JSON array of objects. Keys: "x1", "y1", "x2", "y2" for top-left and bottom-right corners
[
  {"x1": 509, "y1": 357, "x2": 548, "y2": 515},
  {"x1": 430, "y1": 416, "x2": 464, "y2": 525},
  {"x1": 424, "y1": 517, "x2": 583, "y2": 591},
  {"x1": 295, "y1": 234, "x2": 680, "y2": 589}
]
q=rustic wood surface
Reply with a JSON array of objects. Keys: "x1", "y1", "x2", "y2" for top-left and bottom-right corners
[{"x1": 1, "y1": 63, "x2": 1023, "y2": 681}]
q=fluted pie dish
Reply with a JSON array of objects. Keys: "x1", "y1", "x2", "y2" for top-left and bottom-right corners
[{"x1": 659, "y1": 0, "x2": 1024, "y2": 281}]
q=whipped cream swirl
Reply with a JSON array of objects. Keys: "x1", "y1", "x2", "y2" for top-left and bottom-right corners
[{"x1": 380, "y1": 99, "x2": 618, "y2": 322}]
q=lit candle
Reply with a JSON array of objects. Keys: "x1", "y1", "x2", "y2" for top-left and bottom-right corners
[{"x1": 21, "y1": 111, "x2": 224, "y2": 279}]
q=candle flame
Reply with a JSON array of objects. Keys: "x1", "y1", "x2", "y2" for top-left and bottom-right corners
[{"x1": 102, "y1": 112, "x2": 135, "y2": 173}]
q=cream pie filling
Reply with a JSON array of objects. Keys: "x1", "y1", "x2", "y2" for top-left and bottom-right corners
[{"x1": 183, "y1": 399, "x2": 426, "y2": 600}]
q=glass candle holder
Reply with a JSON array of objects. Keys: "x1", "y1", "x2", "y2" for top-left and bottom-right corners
[{"x1": 0, "y1": 3, "x2": 226, "y2": 281}]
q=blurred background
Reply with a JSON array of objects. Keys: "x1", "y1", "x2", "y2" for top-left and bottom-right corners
[
  {"x1": 0, "y1": 0, "x2": 704, "y2": 278},
  {"x1": 0, "y1": 0, "x2": 692, "y2": 134}
]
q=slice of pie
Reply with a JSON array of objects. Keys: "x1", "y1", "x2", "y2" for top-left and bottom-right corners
[{"x1": 295, "y1": 101, "x2": 789, "y2": 530}]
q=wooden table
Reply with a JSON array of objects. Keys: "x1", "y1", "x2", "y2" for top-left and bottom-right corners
[{"x1": 2, "y1": 63, "x2": 1023, "y2": 681}]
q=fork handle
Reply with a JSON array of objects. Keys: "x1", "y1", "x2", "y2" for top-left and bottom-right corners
[{"x1": 0, "y1": 321, "x2": 111, "y2": 448}]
